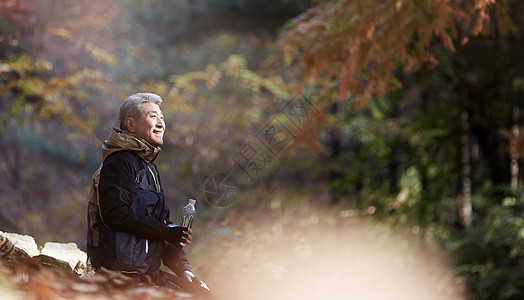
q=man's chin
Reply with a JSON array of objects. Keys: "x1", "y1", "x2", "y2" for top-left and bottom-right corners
[
  {"x1": 149, "y1": 139, "x2": 163, "y2": 147},
  {"x1": 149, "y1": 135, "x2": 164, "y2": 147}
]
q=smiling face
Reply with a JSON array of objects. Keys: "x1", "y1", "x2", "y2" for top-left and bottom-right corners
[{"x1": 126, "y1": 102, "x2": 165, "y2": 147}]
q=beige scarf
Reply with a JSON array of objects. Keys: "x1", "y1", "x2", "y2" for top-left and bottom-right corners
[{"x1": 88, "y1": 128, "x2": 161, "y2": 247}]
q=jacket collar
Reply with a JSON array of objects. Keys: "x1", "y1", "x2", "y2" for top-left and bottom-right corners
[{"x1": 101, "y1": 128, "x2": 161, "y2": 164}]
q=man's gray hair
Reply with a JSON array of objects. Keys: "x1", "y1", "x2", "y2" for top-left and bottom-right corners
[{"x1": 119, "y1": 92, "x2": 163, "y2": 130}]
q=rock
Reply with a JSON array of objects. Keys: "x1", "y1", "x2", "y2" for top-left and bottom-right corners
[
  {"x1": 35, "y1": 253, "x2": 75, "y2": 273},
  {"x1": 40, "y1": 242, "x2": 88, "y2": 274},
  {"x1": 0, "y1": 233, "x2": 14, "y2": 258},
  {"x1": 0, "y1": 231, "x2": 90, "y2": 275},
  {"x1": 0, "y1": 231, "x2": 39, "y2": 261}
]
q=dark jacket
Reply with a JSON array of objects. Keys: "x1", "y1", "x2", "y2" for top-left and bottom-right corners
[{"x1": 87, "y1": 130, "x2": 191, "y2": 280}]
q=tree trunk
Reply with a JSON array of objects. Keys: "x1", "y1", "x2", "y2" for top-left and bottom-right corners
[
  {"x1": 460, "y1": 111, "x2": 472, "y2": 227},
  {"x1": 510, "y1": 107, "x2": 520, "y2": 190}
]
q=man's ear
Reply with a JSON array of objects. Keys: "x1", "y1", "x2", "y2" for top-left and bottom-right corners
[{"x1": 125, "y1": 117, "x2": 136, "y2": 133}]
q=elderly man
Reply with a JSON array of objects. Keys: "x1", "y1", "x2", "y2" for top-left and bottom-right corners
[{"x1": 87, "y1": 92, "x2": 210, "y2": 297}]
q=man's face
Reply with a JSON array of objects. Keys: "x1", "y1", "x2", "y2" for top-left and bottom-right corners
[{"x1": 130, "y1": 102, "x2": 165, "y2": 147}]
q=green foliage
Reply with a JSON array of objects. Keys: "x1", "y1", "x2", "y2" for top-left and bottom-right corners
[
  {"x1": 0, "y1": 53, "x2": 105, "y2": 142},
  {"x1": 449, "y1": 190, "x2": 524, "y2": 300}
]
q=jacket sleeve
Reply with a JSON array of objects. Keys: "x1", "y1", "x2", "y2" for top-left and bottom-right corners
[
  {"x1": 98, "y1": 153, "x2": 169, "y2": 241},
  {"x1": 161, "y1": 242, "x2": 192, "y2": 275}
]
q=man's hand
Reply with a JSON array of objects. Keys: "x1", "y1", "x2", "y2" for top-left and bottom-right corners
[
  {"x1": 182, "y1": 270, "x2": 210, "y2": 291},
  {"x1": 167, "y1": 226, "x2": 192, "y2": 247}
]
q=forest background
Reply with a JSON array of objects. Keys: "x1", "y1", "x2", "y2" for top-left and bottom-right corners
[{"x1": 0, "y1": 0, "x2": 523, "y2": 299}]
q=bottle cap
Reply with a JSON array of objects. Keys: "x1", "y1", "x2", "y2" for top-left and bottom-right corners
[{"x1": 189, "y1": 198, "x2": 196, "y2": 205}]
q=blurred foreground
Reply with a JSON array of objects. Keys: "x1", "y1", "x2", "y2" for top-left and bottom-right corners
[
  {"x1": 1, "y1": 196, "x2": 466, "y2": 300},
  {"x1": 189, "y1": 195, "x2": 466, "y2": 300}
]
